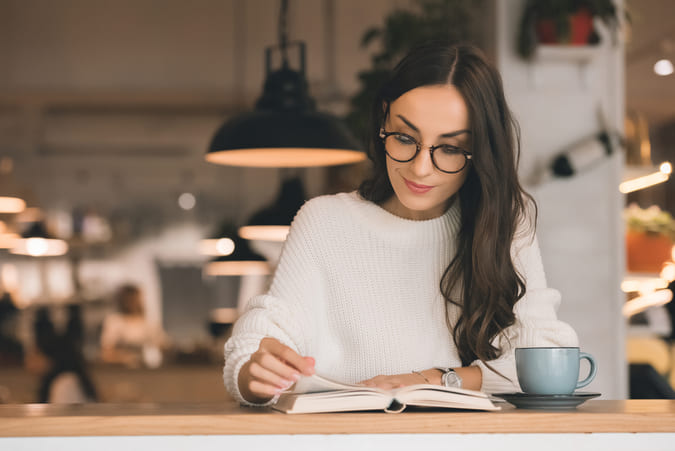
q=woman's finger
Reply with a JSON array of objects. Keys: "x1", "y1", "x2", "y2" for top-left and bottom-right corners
[
  {"x1": 261, "y1": 338, "x2": 315, "y2": 376},
  {"x1": 249, "y1": 355, "x2": 297, "y2": 388},
  {"x1": 248, "y1": 379, "x2": 282, "y2": 398},
  {"x1": 258, "y1": 352, "x2": 302, "y2": 382}
]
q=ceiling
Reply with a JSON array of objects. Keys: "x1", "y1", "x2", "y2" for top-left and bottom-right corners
[{"x1": 0, "y1": 0, "x2": 672, "y2": 219}]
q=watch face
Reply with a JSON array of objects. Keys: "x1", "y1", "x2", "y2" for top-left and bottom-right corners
[{"x1": 443, "y1": 370, "x2": 462, "y2": 388}]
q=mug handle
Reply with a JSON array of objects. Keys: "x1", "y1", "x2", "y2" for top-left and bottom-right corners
[{"x1": 576, "y1": 352, "x2": 597, "y2": 389}]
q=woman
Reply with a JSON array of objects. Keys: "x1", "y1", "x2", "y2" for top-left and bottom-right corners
[
  {"x1": 100, "y1": 284, "x2": 165, "y2": 367},
  {"x1": 224, "y1": 42, "x2": 578, "y2": 406}
]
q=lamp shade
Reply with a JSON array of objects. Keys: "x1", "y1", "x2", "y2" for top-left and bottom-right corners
[
  {"x1": 238, "y1": 176, "x2": 305, "y2": 242},
  {"x1": 199, "y1": 237, "x2": 236, "y2": 257},
  {"x1": 206, "y1": 110, "x2": 365, "y2": 167},
  {"x1": 0, "y1": 158, "x2": 26, "y2": 213},
  {"x1": 622, "y1": 112, "x2": 671, "y2": 193},
  {"x1": 206, "y1": 42, "x2": 364, "y2": 168},
  {"x1": 0, "y1": 196, "x2": 25, "y2": 214},
  {"x1": 202, "y1": 223, "x2": 270, "y2": 276},
  {"x1": 10, "y1": 221, "x2": 68, "y2": 257},
  {"x1": 204, "y1": 241, "x2": 270, "y2": 276},
  {"x1": 0, "y1": 220, "x2": 19, "y2": 249}
]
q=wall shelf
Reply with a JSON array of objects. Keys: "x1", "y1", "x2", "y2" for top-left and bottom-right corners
[{"x1": 533, "y1": 45, "x2": 600, "y2": 64}]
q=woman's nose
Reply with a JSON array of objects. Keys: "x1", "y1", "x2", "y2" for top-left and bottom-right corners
[{"x1": 409, "y1": 146, "x2": 435, "y2": 177}]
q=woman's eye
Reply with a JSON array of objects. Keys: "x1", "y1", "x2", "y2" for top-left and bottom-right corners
[
  {"x1": 439, "y1": 145, "x2": 462, "y2": 155},
  {"x1": 395, "y1": 134, "x2": 416, "y2": 145}
]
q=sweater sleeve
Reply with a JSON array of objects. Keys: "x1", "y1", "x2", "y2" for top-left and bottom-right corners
[
  {"x1": 223, "y1": 200, "x2": 325, "y2": 406},
  {"x1": 471, "y1": 229, "x2": 579, "y2": 394}
]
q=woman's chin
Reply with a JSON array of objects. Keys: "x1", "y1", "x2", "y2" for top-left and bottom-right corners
[{"x1": 397, "y1": 198, "x2": 445, "y2": 220}]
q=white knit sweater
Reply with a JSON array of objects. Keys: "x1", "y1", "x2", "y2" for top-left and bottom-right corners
[{"x1": 223, "y1": 191, "x2": 578, "y2": 406}]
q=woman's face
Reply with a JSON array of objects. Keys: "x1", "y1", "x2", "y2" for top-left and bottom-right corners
[
  {"x1": 383, "y1": 84, "x2": 471, "y2": 220},
  {"x1": 121, "y1": 291, "x2": 144, "y2": 316}
]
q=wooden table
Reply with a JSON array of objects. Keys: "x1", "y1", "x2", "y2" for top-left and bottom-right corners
[{"x1": 1, "y1": 400, "x2": 674, "y2": 450}]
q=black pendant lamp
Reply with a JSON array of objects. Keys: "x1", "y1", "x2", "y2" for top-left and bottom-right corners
[
  {"x1": 206, "y1": 0, "x2": 364, "y2": 168},
  {"x1": 0, "y1": 220, "x2": 19, "y2": 249},
  {"x1": 203, "y1": 223, "x2": 270, "y2": 276},
  {"x1": 10, "y1": 221, "x2": 68, "y2": 257},
  {"x1": 238, "y1": 176, "x2": 305, "y2": 242},
  {"x1": 0, "y1": 157, "x2": 26, "y2": 214}
]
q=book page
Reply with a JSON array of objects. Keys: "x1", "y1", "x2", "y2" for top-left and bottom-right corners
[{"x1": 291, "y1": 374, "x2": 387, "y2": 395}]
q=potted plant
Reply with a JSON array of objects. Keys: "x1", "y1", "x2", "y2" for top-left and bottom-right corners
[
  {"x1": 624, "y1": 203, "x2": 675, "y2": 273},
  {"x1": 517, "y1": 0, "x2": 626, "y2": 60}
]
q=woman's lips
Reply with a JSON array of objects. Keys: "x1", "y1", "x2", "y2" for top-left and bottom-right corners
[{"x1": 404, "y1": 178, "x2": 433, "y2": 194}]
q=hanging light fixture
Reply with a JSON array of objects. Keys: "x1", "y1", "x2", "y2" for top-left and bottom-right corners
[
  {"x1": 0, "y1": 220, "x2": 20, "y2": 249},
  {"x1": 200, "y1": 222, "x2": 240, "y2": 256},
  {"x1": 0, "y1": 157, "x2": 26, "y2": 214},
  {"x1": 239, "y1": 176, "x2": 305, "y2": 242},
  {"x1": 205, "y1": 0, "x2": 365, "y2": 168},
  {"x1": 10, "y1": 221, "x2": 68, "y2": 257},
  {"x1": 202, "y1": 223, "x2": 270, "y2": 276},
  {"x1": 622, "y1": 111, "x2": 671, "y2": 193},
  {"x1": 200, "y1": 235, "x2": 237, "y2": 257},
  {"x1": 653, "y1": 39, "x2": 674, "y2": 77},
  {"x1": 0, "y1": 196, "x2": 25, "y2": 214}
]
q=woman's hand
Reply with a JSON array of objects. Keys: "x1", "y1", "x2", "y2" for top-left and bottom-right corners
[
  {"x1": 358, "y1": 372, "x2": 431, "y2": 390},
  {"x1": 238, "y1": 337, "x2": 315, "y2": 404}
]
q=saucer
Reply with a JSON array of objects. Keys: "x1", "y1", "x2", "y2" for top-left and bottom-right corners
[{"x1": 492, "y1": 392, "x2": 601, "y2": 410}]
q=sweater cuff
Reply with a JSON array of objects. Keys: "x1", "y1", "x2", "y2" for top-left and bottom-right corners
[
  {"x1": 472, "y1": 358, "x2": 520, "y2": 394},
  {"x1": 223, "y1": 338, "x2": 278, "y2": 408}
]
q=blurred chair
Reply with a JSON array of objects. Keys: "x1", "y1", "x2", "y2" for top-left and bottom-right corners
[
  {"x1": 627, "y1": 335, "x2": 675, "y2": 398},
  {"x1": 629, "y1": 364, "x2": 675, "y2": 399}
]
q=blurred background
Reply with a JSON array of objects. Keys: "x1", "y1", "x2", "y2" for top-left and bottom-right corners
[{"x1": 0, "y1": 0, "x2": 674, "y2": 404}]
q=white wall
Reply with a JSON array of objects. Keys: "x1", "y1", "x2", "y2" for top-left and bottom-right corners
[{"x1": 495, "y1": 0, "x2": 627, "y2": 398}]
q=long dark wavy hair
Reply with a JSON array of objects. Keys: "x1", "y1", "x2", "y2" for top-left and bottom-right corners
[{"x1": 358, "y1": 42, "x2": 536, "y2": 371}]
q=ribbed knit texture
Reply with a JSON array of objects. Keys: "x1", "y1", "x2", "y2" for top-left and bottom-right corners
[{"x1": 223, "y1": 191, "x2": 578, "y2": 406}]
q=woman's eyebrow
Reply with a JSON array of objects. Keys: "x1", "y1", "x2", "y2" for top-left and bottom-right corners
[{"x1": 396, "y1": 114, "x2": 471, "y2": 138}]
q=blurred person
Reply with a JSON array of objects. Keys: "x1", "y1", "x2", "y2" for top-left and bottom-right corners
[
  {"x1": 0, "y1": 291, "x2": 23, "y2": 366},
  {"x1": 27, "y1": 306, "x2": 98, "y2": 404},
  {"x1": 100, "y1": 284, "x2": 165, "y2": 368}
]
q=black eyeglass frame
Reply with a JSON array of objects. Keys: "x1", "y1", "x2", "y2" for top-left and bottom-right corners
[{"x1": 378, "y1": 129, "x2": 473, "y2": 174}]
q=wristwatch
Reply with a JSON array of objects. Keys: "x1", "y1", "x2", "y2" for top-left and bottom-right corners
[{"x1": 436, "y1": 367, "x2": 463, "y2": 388}]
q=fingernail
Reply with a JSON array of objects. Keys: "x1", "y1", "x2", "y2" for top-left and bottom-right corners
[
  {"x1": 278, "y1": 379, "x2": 292, "y2": 388},
  {"x1": 291, "y1": 373, "x2": 300, "y2": 381}
]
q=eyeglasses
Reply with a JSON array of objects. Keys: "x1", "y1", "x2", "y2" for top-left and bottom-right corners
[{"x1": 379, "y1": 129, "x2": 472, "y2": 174}]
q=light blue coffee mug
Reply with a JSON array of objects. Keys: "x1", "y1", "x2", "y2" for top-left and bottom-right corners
[{"x1": 515, "y1": 347, "x2": 597, "y2": 395}]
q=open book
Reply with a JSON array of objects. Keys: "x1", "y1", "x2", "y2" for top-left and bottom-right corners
[{"x1": 272, "y1": 374, "x2": 500, "y2": 414}]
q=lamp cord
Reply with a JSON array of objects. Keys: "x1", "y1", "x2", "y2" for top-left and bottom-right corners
[{"x1": 279, "y1": 0, "x2": 289, "y2": 68}]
